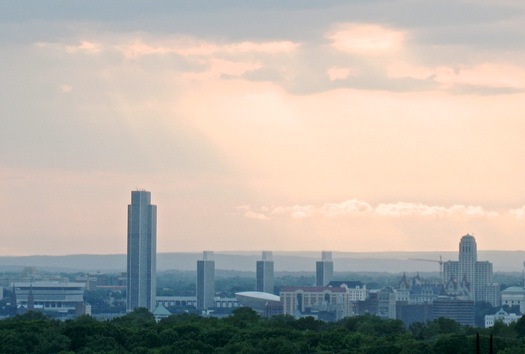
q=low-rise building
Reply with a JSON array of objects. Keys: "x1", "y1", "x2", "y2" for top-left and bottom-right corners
[
  {"x1": 501, "y1": 286, "x2": 525, "y2": 313},
  {"x1": 328, "y1": 281, "x2": 367, "y2": 302},
  {"x1": 396, "y1": 303, "x2": 433, "y2": 326},
  {"x1": 485, "y1": 308, "x2": 522, "y2": 328},
  {"x1": 409, "y1": 284, "x2": 442, "y2": 304},
  {"x1": 432, "y1": 297, "x2": 475, "y2": 327},
  {"x1": 153, "y1": 304, "x2": 172, "y2": 322},
  {"x1": 235, "y1": 291, "x2": 281, "y2": 317},
  {"x1": 156, "y1": 296, "x2": 239, "y2": 310},
  {"x1": 12, "y1": 282, "x2": 87, "y2": 319},
  {"x1": 280, "y1": 286, "x2": 351, "y2": 321},
  {"x1": 395, "y1": 274, "x2": 442, "y2": 305}
]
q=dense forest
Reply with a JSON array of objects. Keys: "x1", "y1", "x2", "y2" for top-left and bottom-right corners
[{"x1": 2, "y1": 308, "x2": 525, "y2": 353}]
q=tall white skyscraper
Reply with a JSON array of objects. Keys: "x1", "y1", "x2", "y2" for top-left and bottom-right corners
[
  {"x1": 256, "y1": 251, "x2": 274, "y2": 294},
  {"x1": 127, "y1": 190, "x2": 157, "y2": 312},
  {"x1": 316, "y1": 251, "x2": 334, "y2": 287},
  {"x1": 197, "y1": 251, "x2": 215, "y2": 310}
]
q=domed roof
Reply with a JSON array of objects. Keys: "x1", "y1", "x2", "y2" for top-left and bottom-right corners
[
  {"x1": 235, "y1": 291, "x2": 280, "y2": 301},
  {"x1": 235, "y1": 291, "x2": 281, "y2": 310}
]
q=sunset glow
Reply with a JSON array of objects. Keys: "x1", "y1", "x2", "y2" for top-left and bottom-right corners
[{"x1": 0, "y1": 1, "x2": 524, "y2": 256}]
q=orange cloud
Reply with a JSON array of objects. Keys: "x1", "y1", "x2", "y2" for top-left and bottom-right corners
[
  {"x1": 65, "y1": 40, "x2": 101, "y2": 54},
  {"x1": 117, "y1": 37, "x2": 299, "y2": 59},
  {"x1": 240, "y1": 200, "x2": 499, "y2": 220},
  {"x1": 237, "y1": 205, "x2": 269, "y2": 220},
  {"x1": 327, "y1": 67, "x2": 355, "y2": 81},
  {"x1": 374, "y1": 203, "x2": 498, "y2": 217},
  {"x1": 225, "y1": 41, "x2": 299, "y2": 54},
  {"x1": 182, "y1": 58, "x2": 262, "y2": 80},
  {"x1": 387, "y1": 61, "x2": 435, "y2": 80},
  {"x1": 435, "y1": 63, "x2": 525, "y2": 89},
  {"x1": 60, "y1": 84, "x2": 73, "y2": 93},
  {"x1": 510, "y1": 206, "x2": 525, "y2": 219},
  {"x1": 388, "y1": 61, "x2": 525, "y2": 90},
  {"x1": 328, "y1": 24, "x2": 405, "y2": 55}
]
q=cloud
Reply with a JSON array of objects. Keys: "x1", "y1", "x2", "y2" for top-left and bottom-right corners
[
  {"x1": 237, "y1": 206, "x2": 268, "y2": 220},
  {"x1": 35, "y1": 36, "x2": 299, "y2": 65},
  {"x1": 65, "y1": 41, "x2": 101, "y2": 54},
  {"x1": 327, "y1": 67, "x2": 354, "y2": 81},
  {"x1": 114, "y1": 37, "x2": 299, "y2": 59},
  {"x1": 387, "y1": 61, "x2": 435, "y2": 80},
  {"x1": 238, "y1": 199, "x2": 502, "y2": 220},
  {"x1": 375, "y1": 203, "x2": 498, "y2": 217},
  {"x1": 30, "y1": 22, "x2": 525, "y2": 96},
  {"x1": 510, "y1": 206, "x2": 525, "y2": 219},
  {"x1": 319, "y1": 199, "x2": 373, "y2": 217},
  {"x1": 271, "y1": 205, "x2": 316, "y2": 219},
  {"x1": 225, "y1": 41, "x2": 300, "y2": 54},
  {"x1": 388, "y1": 61, "x2": 525, "y2": 91},
  {"x1": 239, "y1": 200, "x2": 499, "y2": 220},
  {"x1": 60, "y1": 84, "x2": 73, "y2": 93},
  {"x1": 328, "y1": 24, "x2": 405, "y2": 55},
  {"x1": 34, "y1": 35, "x2": 300, "y2": 84}
]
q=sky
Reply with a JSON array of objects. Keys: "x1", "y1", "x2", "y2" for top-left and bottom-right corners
[{"x1": 1, "y1": 0, "x2": 525, "y2": 256}]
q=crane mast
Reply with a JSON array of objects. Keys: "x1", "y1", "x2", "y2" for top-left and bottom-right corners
[{"x1": 408, "y1": 256, "x2": 444, "y2": 284}]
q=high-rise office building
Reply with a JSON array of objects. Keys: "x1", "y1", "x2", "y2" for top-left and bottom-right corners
[
  {"x1": 127, "y1": 190, "x2": 157, "y2": 312},
  {"x1": 256, "y1": 251, "x2": 274, "y2": 294},
  {"x1": 197, "y1": 251, "x2": 215, "y2": 310},
  {"x1": 316, "y1": 251, "x2": 334, "y2": 287},
  {"x1": 458, "y1": 234, "x2": 477, "y2": 299},
  {"x1": 443, "y1": 234, "x2": 493, "y2": 302}
]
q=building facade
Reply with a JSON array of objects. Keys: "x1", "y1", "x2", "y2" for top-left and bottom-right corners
[
  {"x1": 316, "y1": 251, "x2": 334, "y2": 287},
  {"x1": 197, "y1": 251, "x2": 215, "y2": 310},
  {"x1": 432, "y1": 298, "x2": 475, "y2": 326},
  {"x1": 485, "y1": 308, "x2": 522, "y2": 328},
  {"x1": 127, "y1": 190, "x2": 157, "y2": 312},
  {"x1": 501, "y1": 286, "x2": 525, "y2": 313},
  {"x1": 481, "y1": 283, "x2": 501, "y2": 307},
  {"x1": 377, "y1": 287, "x2": 397, "y2": 319},
  {"x1": 235, "y1": 291, "x2": 281, "y2": 317},
  {"x1": 13, "y1": 282, "x2": 87, "y2": 318},
  {"x1": 395, "y1": 273, "x2": 441, "y2": 305},
  {"x1": 442, "y1": 234, "x2": 494, "y2": 302},
  {"x1": 280, "y1": 286, "x2": 350, "y2": 321},
  {"x1": 156, "y1": 296, "x2": 238, "y2": 310},
  {"x1": 256, "y1": 251, "x2": 274, "y2": 294},
  {"x1": 328, "y1": 281, "x2": 367, "y2": 302}
]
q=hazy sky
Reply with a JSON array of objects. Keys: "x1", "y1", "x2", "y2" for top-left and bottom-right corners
[{"x1": 1, "y1": 1, "x2": 525, "y2": 256}]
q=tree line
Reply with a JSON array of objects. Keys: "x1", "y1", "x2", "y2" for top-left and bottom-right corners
[{"x1": 2, "y1": 308, "x2": 525, "y2": 353}]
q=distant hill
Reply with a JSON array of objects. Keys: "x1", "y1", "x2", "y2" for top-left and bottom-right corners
[{"x1": 0, "y1": 250, "x2": 524, "y2": 273}]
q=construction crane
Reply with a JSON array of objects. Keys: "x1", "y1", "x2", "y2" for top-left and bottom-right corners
[{"x1": 408, "y1": 256, "x2": 444, "y2": 284}]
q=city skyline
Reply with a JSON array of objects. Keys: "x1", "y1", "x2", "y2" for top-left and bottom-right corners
[{"x1": 1, "y1": 1, "x2": 525, "y2": 255}]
